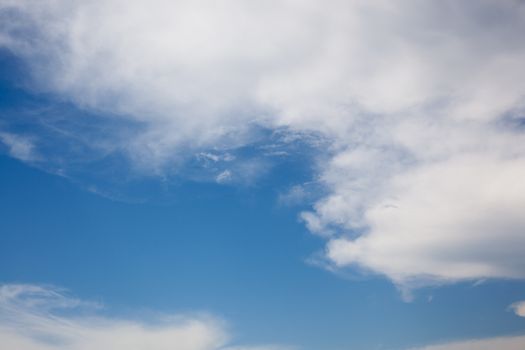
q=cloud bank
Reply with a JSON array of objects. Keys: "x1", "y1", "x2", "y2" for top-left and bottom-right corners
[
  {"x1": 0, "y1": 284, "x2": 289, "y2": 350},
  {"x1": 1, "y1": 0, "x2": 525, "y2": 288}
]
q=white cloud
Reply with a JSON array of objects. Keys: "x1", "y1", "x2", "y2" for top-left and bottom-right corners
[
  {"x1": 2, "y1": 0, "x2": 525, "y2": 288},
  {"x1": 311, "y1": 117, "x2": 525, "y2": 288},
  {"x1": 0, "y1": 284, "x2": 290, "y2": 350},
  {"x1": 325, "y1": 153, "x2": 525, "y2": 285},
  {"x1": 6, "y1": 0, "x2": 522, "y2": 158},
  {"x1": 410, "y1": 335, "x2": 525, "y2": 350},
  {"x1": 0, "y1": 132, "x2": 38, "y2": 162},
  {"x1": 510, "y1": 301, "x2": 525, "y2": 318}
]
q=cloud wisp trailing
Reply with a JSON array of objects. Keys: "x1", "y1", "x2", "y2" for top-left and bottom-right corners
[
  {"x1": 0, "y1": 284, "x2": 291, "y2": 350},
  {"x1": 1, "y1": 0, "x2": 525, "y2": 289}
]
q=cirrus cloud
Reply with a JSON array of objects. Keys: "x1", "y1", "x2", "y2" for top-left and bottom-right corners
[{"x1": 0, "y1": 284, "x2": 292, "y2": 350}]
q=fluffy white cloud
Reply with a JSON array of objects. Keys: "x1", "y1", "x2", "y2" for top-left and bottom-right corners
[
  {"x1": 325, "y1": 152, "x2": 525, "y2": 284},
  {"x1": 4, "y1": 0, "x2": 522, "y2": 154},
  {"x1": 2, "y1": 0, "x2": 525, "y2": 288},
  {"x1": 410, "y1": 335, "x2": 525, "y2": 350},
  {"x1": 0, "y1": 284, "x2": 289, "y2": 350}
]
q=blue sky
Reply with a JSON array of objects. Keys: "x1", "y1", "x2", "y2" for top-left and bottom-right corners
[
  {"x1": 1, "y1": 1, "x2": 525, "y2": 350},
  {"x1": 3, "y1": 150, "x2": 525, "y2": 350}
]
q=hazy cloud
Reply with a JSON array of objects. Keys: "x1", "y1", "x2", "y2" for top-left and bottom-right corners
[
  {"x1": 410, "y1": 335, "x2": 525, "y2": 350},
  {"x1": 0, "y1": 132, "x2": 38, "y2": 162}
]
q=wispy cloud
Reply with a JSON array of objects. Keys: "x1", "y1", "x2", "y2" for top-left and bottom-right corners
[
  {"x1": 0, "y1": 284, "x2": 292, "y2": 350},
  {"x1": 215, "y1": 169, "x2": 233, "y2": 184},
  {"x1": 0, "y1": 132, "x2": 38, "y2": 162},
  {"x1": 278, "y1": 185, "x2": 308, "y2": 207}
]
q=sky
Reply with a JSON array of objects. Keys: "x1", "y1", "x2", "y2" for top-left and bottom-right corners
[{"x1": 1, "y1": 0, "x2": 525, "y2": 349}]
